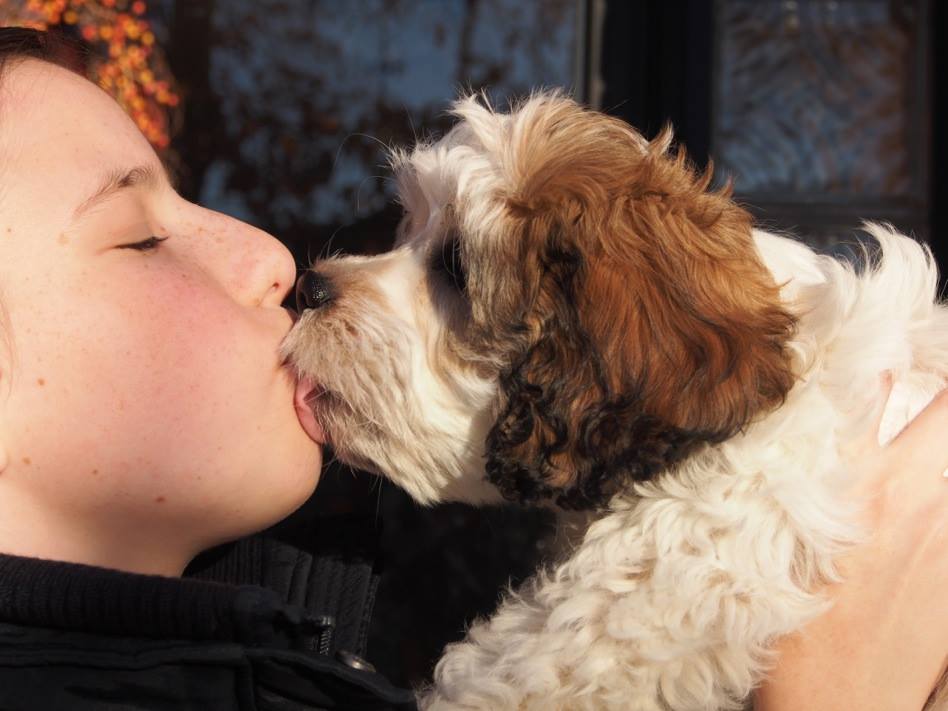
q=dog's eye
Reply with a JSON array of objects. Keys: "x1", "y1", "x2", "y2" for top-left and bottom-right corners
[{"x1": 431, "y1": 236, "x2": 467, "y2": 294}]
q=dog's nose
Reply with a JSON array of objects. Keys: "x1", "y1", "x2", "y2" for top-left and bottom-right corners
[{"x1": 296, "y1": 271, "x2": 334, "y2": 311}]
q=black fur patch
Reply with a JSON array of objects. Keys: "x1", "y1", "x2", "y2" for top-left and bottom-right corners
[{"x1": 484, "y1": 235, "x2": 726, "y2": 511}]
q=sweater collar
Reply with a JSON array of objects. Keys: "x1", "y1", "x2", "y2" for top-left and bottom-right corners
[{"x1": 0, "y1": 551, "x2": 320, "y2": 645}]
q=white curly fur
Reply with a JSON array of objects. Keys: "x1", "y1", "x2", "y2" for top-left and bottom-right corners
[
  {"x1": 418, "y1": 223, "x2": 948, "y2": 711},
  {"x1": 284, "y1": 93, "x2": 948, "y2": 710}
]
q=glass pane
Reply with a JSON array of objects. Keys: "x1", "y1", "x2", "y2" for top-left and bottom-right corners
[
  {"x1": 198, "y1": 0, "x2": 579, "y2": 244},
  {"x1": 713, "y1": 0, "x2": 922, "y2": 201}
]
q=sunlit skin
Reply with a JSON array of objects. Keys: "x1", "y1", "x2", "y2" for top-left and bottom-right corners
[
  {"x1": 757, "y1": 376, "x2": 948, "y2": 710},
  {"x1": 0, "y1": 59, "x2": 322, "y2": 577}
]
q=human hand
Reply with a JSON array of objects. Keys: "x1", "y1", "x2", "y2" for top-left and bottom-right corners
[{"x1": 755, "y1": 374, "x2": 948, "y2": 711}]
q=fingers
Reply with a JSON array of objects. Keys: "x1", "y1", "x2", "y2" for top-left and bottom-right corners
[
  {"x1": 842, "y1": 371, "x2": 896, "y2": 463},
  {"x1": 871, "y1": 371, "x2": 895, "y2": 440},
  {"x1": 886, "y1": 386, "x2": 948, "y2": 477}
]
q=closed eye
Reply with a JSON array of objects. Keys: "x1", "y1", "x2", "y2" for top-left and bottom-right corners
[{"x1": 120, "y1": 235, "x2": 168, "y2": 252}]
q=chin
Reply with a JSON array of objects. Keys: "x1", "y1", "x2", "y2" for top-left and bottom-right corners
[
  {"x1": 240, "y1": 426, "x2": 323, "y2": 530},
  {"x1": 283, "y1": 91, "x2": 948, "y2": 710}
]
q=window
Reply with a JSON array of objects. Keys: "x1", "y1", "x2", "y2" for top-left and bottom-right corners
[{"x1": 712, "y1": 0, "x2": 931, "y2": 248}]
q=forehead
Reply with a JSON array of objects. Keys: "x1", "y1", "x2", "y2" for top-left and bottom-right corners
[{"x1": 0, "y1": 60, "x2": 156, "y2": 223}]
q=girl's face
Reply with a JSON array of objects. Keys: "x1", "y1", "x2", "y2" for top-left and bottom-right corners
[{"x1": 0, "y1": 60, "x2": 322, "y2": 575}]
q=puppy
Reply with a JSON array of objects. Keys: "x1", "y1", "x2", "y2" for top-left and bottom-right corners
[{"x1": 283, "y1": 92, "x2": 948, "y2": 710}]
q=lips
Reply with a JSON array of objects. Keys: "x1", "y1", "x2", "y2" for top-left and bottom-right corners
[{"x1": 294, "y1": 374, "x2": 327, "y2": 445}]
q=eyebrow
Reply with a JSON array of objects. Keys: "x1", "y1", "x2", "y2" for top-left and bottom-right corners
[{"x1": 72, "y1": 163, "x2": 173, "y2": 220}]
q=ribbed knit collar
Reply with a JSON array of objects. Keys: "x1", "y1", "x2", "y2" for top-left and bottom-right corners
[{"x1": 0, "y1": 551, "x2": 302, "y2": 643}]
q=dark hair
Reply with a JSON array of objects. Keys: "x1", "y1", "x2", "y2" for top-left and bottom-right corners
[{"x1": 0, "y1": 26, "x2": 78, "y2": 83}]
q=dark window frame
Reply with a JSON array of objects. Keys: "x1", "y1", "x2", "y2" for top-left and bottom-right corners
[{"x1": 594, "y1": 0, "x2": 946, "y2": 287}]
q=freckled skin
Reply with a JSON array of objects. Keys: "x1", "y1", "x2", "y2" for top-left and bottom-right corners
[{"x1": 0, "y1": 60, "x2": 323, "y2": 576}]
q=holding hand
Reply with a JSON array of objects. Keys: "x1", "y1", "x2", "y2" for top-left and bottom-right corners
[{"x1": 756, "y1": 375, "x2": 948, "y2": 710}]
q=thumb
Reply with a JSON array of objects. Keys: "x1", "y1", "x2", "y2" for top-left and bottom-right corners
[
  {"x1": 841, "y1": 371, "x2": 894, "y2": 465},
  {"x1": 884, "y1": 385, "x2": 948, "y2": 478}
]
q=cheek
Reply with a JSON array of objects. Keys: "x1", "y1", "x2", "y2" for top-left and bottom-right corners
[
  {"x1": 12, "y1": 267, "x2": 280, "y2": 483},
  {"x1": 99, "y1": 278, "x2": 279, "y2": 456}
]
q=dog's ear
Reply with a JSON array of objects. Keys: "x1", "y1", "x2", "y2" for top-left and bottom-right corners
[{"x1": 483, "y1": 95, "x2": 796, "y2": 509}]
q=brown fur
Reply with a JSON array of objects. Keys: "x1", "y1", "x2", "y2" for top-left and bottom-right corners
[{"x1": 483, "y1": 97, "x2": 797, "y2": 508}]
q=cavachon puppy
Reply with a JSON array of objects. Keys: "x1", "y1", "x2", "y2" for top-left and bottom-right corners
[{"x1": 283, "y1": 92, "x2": 948, "y2": 711}]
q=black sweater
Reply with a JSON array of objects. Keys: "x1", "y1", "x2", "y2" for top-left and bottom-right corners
[{"x1": 0, "y1": 516, "x2": 417, "y2": 711}]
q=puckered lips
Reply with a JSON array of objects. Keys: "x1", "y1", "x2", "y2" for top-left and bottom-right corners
[
  {"x1": 284, "y1": 307, "x2": 327, "y2": 445},
  {"x1": 294, "y1": 374, "x2": 327, "y2": 445}
]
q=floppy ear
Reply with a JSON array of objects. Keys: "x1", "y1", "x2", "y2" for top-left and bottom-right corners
[{"x1": 483, "y1": 95, "x2": 796, "y2": 510}]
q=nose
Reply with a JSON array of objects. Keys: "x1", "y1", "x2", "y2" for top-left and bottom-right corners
[{"x1": 296, "y1": 271, "x2": 335, "y2": 311}]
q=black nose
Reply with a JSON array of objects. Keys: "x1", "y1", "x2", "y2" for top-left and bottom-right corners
[{"x1": 296, "y1": 271, "x2": 334, "y2": 311}]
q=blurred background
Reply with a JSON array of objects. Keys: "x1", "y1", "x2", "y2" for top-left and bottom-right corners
[{"x1": 2, "y1": 0, "x2": 944, "y2": 689}]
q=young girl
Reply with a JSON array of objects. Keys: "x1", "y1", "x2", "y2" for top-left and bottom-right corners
[
  {"x1": 0, "y1": 26, "x2": 943, "y2": 710},
  {"x1": 0, "y1": 27, "x2": 414, "y2": 710}
]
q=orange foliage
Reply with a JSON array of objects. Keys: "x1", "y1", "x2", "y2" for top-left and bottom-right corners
[{"x1": 0, "y1": 0, "x2": 180, "y2": 149}]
